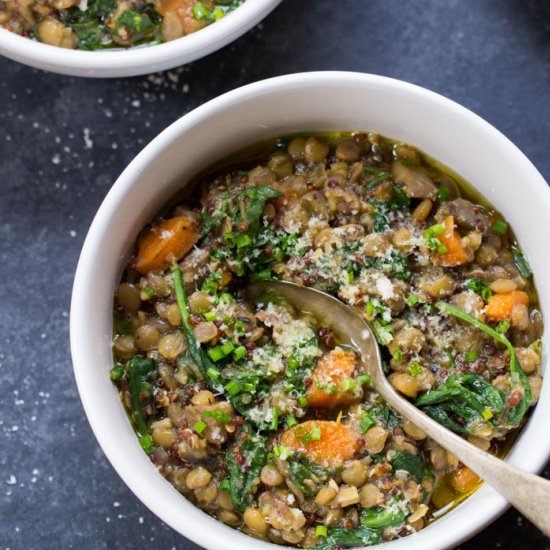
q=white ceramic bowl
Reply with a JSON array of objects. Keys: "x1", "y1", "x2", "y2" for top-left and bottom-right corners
[
  {"x1": 71, "y1": 72, "x2": 550, "y2": 549},
  {"x1": 0, "y1": 0, "x2": 280, "y2": 77}
]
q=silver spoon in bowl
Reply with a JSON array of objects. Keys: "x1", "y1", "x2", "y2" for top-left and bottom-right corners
[{"x1": 246, "y1": 280, "x2": 550, "y2": 537}]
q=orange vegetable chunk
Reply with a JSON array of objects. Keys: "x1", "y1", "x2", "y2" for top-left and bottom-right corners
[
  {"x1": 135, "y1": 215, "x2": 200, "y2": 275},
  {"x1": 307, "y1": 348, "x2": 358, "y2": 408},
  {"x1": 450, "y1": 466, "x2": 481, "y2": 494},
  {"x1": 434, "y1": 215, "x2": 470, "y2": 267},
  {"x1": 485, "y1": 290, "x2": 529, "y2": 321},
  {"x1": 280, "y1": 420, "x2": 360, "y2": 468}
]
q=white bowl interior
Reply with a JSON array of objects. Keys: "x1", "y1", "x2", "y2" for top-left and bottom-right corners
[
  {"x1": 71, "y1": 72, "x2": 550, "y2": 549},
  {"x1": 0, "y1": 0, "x2": 281, "y2": 77}
]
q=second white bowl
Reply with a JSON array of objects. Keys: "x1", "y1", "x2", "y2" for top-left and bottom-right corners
[{"x1": 0, "y1": 0, "x2": 281, "y2": 77}]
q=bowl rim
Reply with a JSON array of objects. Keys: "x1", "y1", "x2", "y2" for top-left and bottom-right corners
[
  {"x1": 71, "y1": 71, "x2": 550, "y2": 549},
  {"x1": 0, "y1": 0, "x2": 281, "y2": 76}
]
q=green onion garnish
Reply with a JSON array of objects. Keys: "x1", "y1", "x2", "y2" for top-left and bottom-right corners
[
  {"x1": 139, "y1": 434, "x2": 155, "y2": 454},
  {"x1": 193, "y1": 420, "x2": 208, "y2": 433},
  {"x1": 315, "y1": 525, "x2": 328, "y2": 538},
  {"x1": 224, "y1": 380, "x2": 242, "y2": 396},
  {"x1": 491, "y1": 220, "x2": 508, "y2": 236},
  {"x1": 233, "y1": 345, "x2": 247, "y2": 361}
]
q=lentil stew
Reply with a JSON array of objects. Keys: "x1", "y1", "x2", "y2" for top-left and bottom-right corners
[
  {"x1": 111, "y1": 132, "x2": 543, "y2": 548},
  {"x1": 0, "y1": 0, "x2": 243, "y2": 50}
]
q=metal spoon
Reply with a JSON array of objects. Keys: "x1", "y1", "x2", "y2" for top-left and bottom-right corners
[{"x1": 247, "y1": 280, "x2": 550, "y2": 537}]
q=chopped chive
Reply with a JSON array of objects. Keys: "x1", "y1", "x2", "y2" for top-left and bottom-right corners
[
  {"x1": 359, "y1": 412, "x2": 375, "y2": 433},
  {"x1": 423, "y1": 223, "x2": 445, "y2": 239},
  {"x1": 491, "y1": 219, "x2": 508, "y2": 236},
  {"x1": 356, "y1": 374, "x2": 371, "y2": 386},
  {"x1": 270, "y1": 407, "x2": 279, "y2": 431},
  {"x1": 408, "y1": 361, "x2": 422, "y2": 376},
  {"x1": 365, "y1": 300, "x2": 374, "y2": 317},
  {"x1": 220, "y1": 341, "x2": 235, "y2": 356},
  {"x1": 193, "y1": 420, "x2": 208, "y2": 433},
  {"x1": 234, "y1": 320, "x2": 246, "y2": 334},
  {"x1": 392, "y1": 348, "x2": 404, "y2": 364},
  {"x1": 109, "y1": 364, "x2": 124, "y2": 381},
  {"x1": 274, "y1": 445, "x2": 291, "y2": 460},
  {"x1": 242, "y1": 382, "x2": 257, "y2": 392},
  {"x1": 233, "y1": 345, "x2": 247, "y2": 361},
  {"x1": 465, "y1": 351, "x2": 478, "y2": 362},
  {"x1": 207, "y1": 367, "x2": 221, "y2": 380},
  {"x1": 220, "y1": 479, "x2": 230, "y2": 491},
  {"x1": 224, "y1": 380, "x2": 242, "y2": 396},
  {"x1": 204, "y1": 311, "x2": 218, "y2": 322},
  {"x1": 340, "y1": 378, "x2": 356, "y2": 392},
  {"x1": 482, "y1": 408, "x2": 493, "y2": 420},
  {"x1": 143, "y1": 287, "x2": 155, "y2": 299},
  {"x1": 406, "y1": 294, "x2": 419, "y2": 307},
  {"x1": 138, "y1": 434, "x2": 155, "y2": 454},
  {"x1": 423, "y1": 223, "x2": 447, "y2": 254},
  {"x1": 192, "y1": 1, "x2": 211, "y2": 21},
  {"x1": 286, "y1": 355, "x2": 301, "y2": 369},
  {"x1": 297, "y1": 396, "x2": 308, "y2": 408},
  {"x1": 315, "y1": 525, "x2": 328, "y2": 538},
  {"x1": 207, "y1": 346, "x2": 225, "y2": 362},
  {"x1": 286, "y1": 415, "x2": 298, "y2": 428},
  {"x1": 310, "y1": 426, "x2": 321, "y2": 441}
]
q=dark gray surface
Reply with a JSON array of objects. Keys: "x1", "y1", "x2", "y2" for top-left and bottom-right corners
[{"x1": 1, "y1": 0, "x2": 550, "y2": 548}]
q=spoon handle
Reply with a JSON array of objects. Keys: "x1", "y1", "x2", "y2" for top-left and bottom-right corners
[{"x1": 378, "y1": 381, "x2": 550, "y2": 536}]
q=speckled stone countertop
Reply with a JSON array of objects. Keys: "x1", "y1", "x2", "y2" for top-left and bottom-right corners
[{"x1": 1, "y1": 1, "x2": 550, "y2": 548}]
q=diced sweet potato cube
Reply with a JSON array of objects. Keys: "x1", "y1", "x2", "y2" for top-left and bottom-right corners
[
  {"x1": 485, "y1": 291, "x2": 529, "y2": 321},
  {"x1": 135, "y1": 215, "x2": 200, "y2": 275},
  {"x1": 307, "y1": 348, "x2": 358, "y2": 408},
  {"x1": 280, "y1": 420, "x2": 360, "y2": 468}
]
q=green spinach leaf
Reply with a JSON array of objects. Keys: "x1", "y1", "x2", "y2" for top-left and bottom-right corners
[
  {"x1": 127, "y1": 356, "x2": 157, "y2": 435},
  {"x1": 361, "y1": 503, "x2": 409, "y2": 528},
  {"x1": 226, "y1": 424, "x2": 267, "y2": 512},
  {"x1": 390, "y1": 451, "x2": 429, "y2": 483},
  {"x1": 436, "y1": 301, "x2": 532, "y2": 427},
  {"x1": 313, "y1": 526, "x2": 381, "y2": 550},
  {"x1": 286, "y1": 454, "x2": 332, "y2": 497}
]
